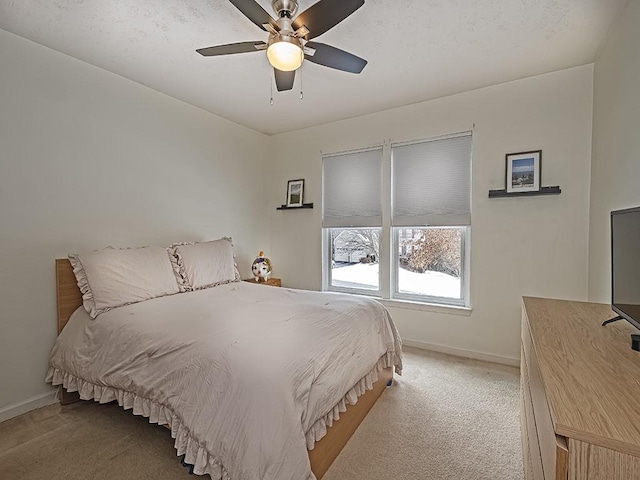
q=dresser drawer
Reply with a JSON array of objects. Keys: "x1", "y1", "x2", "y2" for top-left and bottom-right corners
[
  {"x1": 521, "y1": 345, "x2": 544, "y2": 480},
  {"x1": 522, "y1": 309, "x2": 568, "y2": 480}
]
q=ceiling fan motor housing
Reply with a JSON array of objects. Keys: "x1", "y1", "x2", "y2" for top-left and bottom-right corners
[
  {"x1": 272, "y1": 0, "x2": 298, "y2": 18},
  {"x1": 267, "y1": 33, "x2": 302, "y2": 51}
]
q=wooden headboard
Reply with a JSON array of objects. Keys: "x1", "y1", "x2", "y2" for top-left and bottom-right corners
[{"x1": 56, "y1": 259, "x2": 82, "y2": 334}]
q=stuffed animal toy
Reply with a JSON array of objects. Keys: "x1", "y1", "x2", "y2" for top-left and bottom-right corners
[{"x1": 251, "y1": 251, "x2": 272, "y2": 282}]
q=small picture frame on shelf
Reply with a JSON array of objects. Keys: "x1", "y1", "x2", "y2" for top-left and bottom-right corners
[
  {"x1": 286, "y1": 179, "x2": 304, "y2": 207},
  {"x1": 506, "y1": 150, "x2": 541, "y2": 193}
]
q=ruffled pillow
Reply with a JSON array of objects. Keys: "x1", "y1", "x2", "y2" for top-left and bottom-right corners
[
  {"x1": 169, "y1": 237, "x2": 241, "y2": 291},
  {"x1": 69, "y1": 246, "x2": 181, "y2": 318}
]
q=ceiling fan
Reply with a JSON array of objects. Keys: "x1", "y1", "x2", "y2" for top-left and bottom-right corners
[{"x1": 197, "y1": 0, "x2": 368, "y2": 92}]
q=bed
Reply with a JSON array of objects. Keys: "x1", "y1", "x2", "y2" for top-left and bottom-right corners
[{"x1": 49, "y1": 258, "x2": 402, "y2": 479}]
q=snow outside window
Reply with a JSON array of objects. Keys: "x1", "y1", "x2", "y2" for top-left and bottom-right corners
[
  {"x1": 393, "y1": 226, "x2": 467, "y2": 305},
  {"x1": 328, "y1": 228, "x2": 381, "y2": 293}
]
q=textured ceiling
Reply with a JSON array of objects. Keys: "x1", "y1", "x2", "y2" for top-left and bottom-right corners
[{"x1": 0, "y1": 0, "x2": 628, "y2": 135}]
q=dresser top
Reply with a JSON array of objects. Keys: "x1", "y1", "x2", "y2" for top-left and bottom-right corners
[{"x1": 523, "y1": 296, "x2": 640, "y2": 456}]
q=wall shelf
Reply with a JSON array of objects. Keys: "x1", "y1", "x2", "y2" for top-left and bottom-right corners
[
  {"x1": 276, "y1": 203, "x2": 314, "y2": 210},
  {"x1": 488, "y1": 186, "x2": 561, "y2": 198}
]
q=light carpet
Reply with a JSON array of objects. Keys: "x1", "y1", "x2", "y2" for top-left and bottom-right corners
[{"x1": 0, "y1": 347, "x2": 523, "y2": 479}]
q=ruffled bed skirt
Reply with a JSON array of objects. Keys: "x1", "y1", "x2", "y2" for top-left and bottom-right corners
[
  {"x1": 46, "y1": 350, "x2": 402, "y2": 479},
  {"x1": 305, "y1": 350, "x2": 402, "y2": 449}
]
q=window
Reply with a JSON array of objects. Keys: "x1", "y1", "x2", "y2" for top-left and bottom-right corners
[
  {"x1": 329, "y1": 228, "x2": 381, "y2": 293},
  {"x1": 322, "y1": 146, "x2": 383, "y2": 295},
  {"x1": 394, "y1": 227, "x2": 466, "y2": 304},
  {"x1": 323, "y1": 133, "x2": 472, "y2": 307}
]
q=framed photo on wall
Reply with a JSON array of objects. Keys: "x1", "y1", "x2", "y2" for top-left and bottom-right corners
[
  {"x1": 286, "y1": 179, "x2": 305, "y2": 207},
  {"x1": 505, "y1": 150, "x2": 541, "y2": 193}
]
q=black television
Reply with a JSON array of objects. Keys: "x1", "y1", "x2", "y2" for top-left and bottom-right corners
[{"x1": 610, "y1": 206, "x2": 640, "y2": 334}]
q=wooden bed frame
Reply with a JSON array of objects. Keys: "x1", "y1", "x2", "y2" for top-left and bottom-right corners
[{"x1": 55, "y1": 259, "x2": 392, "y2": 479}]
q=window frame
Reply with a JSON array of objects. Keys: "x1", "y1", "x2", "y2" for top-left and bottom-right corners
[
  {"x1": 391, "y1": 226, "x2": 469, "y2": 307},
  {"x1": 323, "y1": 228, "x2": 383, "y2": 297}
]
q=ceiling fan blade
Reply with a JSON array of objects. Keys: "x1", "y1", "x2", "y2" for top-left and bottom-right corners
[
  {"x1": 196, "y1": 41, "x2": 266, "y2": 57},
  {"x1": 274, "y1": 69, "x2": 296, "y2": 92},
  {"x1": 228, "y1": 0, "x2": 277, "y2": 31},
  {"x1": 292, "y1": 0, "x2": 364, "y2": 39},
  {"x1": 305, "y1": 42, "x2": 367, "y2": 73}
]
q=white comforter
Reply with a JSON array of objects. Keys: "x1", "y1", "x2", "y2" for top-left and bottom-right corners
[{"x1": 46, "y1": 282, "x2": 402, "y2": 480}]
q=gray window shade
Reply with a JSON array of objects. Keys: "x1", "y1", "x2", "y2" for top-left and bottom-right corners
[
  {"x1": 323, "y1": 148, "x2": 382, "y2": 228},
  {"x1": 392, "y1": 134, "x2": 472, "y2": 226}
]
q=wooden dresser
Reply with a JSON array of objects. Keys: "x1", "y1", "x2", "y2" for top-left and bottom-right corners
[{"x1": 521, "y1": 297, "x2": 640, "y2": 480}]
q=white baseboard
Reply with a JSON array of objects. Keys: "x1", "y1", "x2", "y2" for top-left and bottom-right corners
[
  {"x1": 403, "y1": 339, "x2": 520, "y2": 367},
  {"x1": 0, "y1": 390, "x2": 58, "y2": 424}
]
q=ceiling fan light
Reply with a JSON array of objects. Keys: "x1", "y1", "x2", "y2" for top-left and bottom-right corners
[{"x1": 267, "y1": 38, "x2": 303, "y2": 72}]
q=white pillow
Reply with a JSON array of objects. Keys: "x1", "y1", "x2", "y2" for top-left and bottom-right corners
[
  {"x1": 69, "y1": 246, "x2": 181, "y2": 318},
  {"x1": 170, "y1": 237, "x2": 240, "y2": 291}
]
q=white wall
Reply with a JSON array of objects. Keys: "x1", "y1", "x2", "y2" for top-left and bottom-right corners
[
  {"x1": 588, "y1": 0, "x2": 640, "y2": 302},
  {"x1": 0, "y1": 30, "x2": 271, "y2": 419},
  {"x1": 268, "y1": 65, "x2": 594, "y2": 364}
]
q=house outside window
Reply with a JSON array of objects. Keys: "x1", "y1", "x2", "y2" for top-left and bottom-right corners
[{"x1": 322, "y1": 132, "x2": 472, "y2": 308}]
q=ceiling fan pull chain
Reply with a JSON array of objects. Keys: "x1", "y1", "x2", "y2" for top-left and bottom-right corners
[
  {"x1": 300, "y1": 71, "x2": 303, "y2": 100},
  {"x1": 270, "y1": 77, "x2": 274, "y2": 105}
]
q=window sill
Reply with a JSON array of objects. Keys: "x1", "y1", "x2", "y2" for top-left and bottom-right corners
[
  {"x1": 326, "y1": 289, "x2": 472, "y2": 316},
  {"x1": 379, "y1": 298, "x2": 472, "y2": 316}
]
